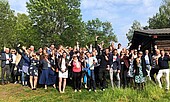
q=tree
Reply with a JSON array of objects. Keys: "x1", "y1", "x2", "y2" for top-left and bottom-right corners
[
  {"x1": 126, "y1": 20, "x2": 142, "y2": 42},
  {"x1": 85, "y1": 18, "x2": 117, "y2": 47},
  {"x1": 26, "y1": 0, "x2": 83, "y2": 47},
  {"x1": 14, "y1": 13, "x2": 41, "y2": 49},
  {"x1": 0, "y1": 0, "x2": 16, "y2": 48},
  {"x1": 148, "y1": 0, "x2": 170, "y2": 29}
]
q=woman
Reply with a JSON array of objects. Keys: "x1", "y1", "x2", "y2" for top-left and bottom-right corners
[
  {"x1": 134, "y1": 51, "x2": 147, "y2": 90},
  {"x1": 17, "y1": 46, "x2": 31, "y2": 86},
  {"x1": 39, "y1": 54, "x2": 56, "y2": 89},
  {"x1": 127, "y1": 54, "x2": 135, "y2": 88},
  {"x1": 120, "y1": 51, "x2": 129, "y2": 88},
  {"x1": 79, "y1": 52, "x2": 87, "y2": 88},
  {"x1": 71, "y1": 54, "x2": 82, "y2": 92},
  {"x1": 58, "y1": 52, "x2": 69, "y2": 93},
  {"x1": 29, "y1": 53, "x2": 39, "y2": 90}
]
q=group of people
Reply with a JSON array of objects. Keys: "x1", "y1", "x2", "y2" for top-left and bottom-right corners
[{"x1": 0, "y1": 36, "x2": 170, "y2": 93}]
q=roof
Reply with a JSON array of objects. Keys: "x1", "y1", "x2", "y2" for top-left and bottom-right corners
[{"x1": 135, "y1": 28, "x2": 170, "y2": 36}]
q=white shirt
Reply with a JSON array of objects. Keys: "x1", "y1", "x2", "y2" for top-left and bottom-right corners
[
  {"x1": 61, "y1": 58, "x2": 66, "y2": 70},
  {"x1": 5, "y1": 54, "x2": 10, "y2": 64},
  {"x1": 12, "y1": 54, "x2": 16, "y2": 64},
  {"x1": 86, "y1": 57, "x2": 97, "y2": 70},
  {"x1": 145, "y1": 55, "x2": 150, "y2": 65},
  {"x1": 113, "y1": 56, "x2": 117, "y2": 62},
  {"x1": 117, "y1": 48, "x2": 122, "y2": 55}
]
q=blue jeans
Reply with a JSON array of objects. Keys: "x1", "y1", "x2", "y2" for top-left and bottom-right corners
[
  {"x1": 22, "y1": 72, "x2": 28, "y2": 82},
  {"x1": 87, "y1": 70, "x2": 96, "y2": 90}
]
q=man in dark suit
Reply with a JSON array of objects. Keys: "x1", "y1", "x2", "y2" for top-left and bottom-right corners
[{"x1": 0, "y1": 48, "x2": 12, "y2": 85}]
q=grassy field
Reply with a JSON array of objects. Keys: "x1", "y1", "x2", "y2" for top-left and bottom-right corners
[{"x1": 0, "y1": 81, "x2": 170, "y2": 102}]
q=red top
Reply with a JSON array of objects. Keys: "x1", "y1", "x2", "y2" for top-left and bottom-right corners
[{"x1": 72, "y1": 61, "x2": 81, "y2": 72}]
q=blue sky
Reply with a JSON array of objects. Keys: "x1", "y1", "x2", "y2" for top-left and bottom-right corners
[{"x1": 8, "y1": 0, "x2": 162, "y2": 47}]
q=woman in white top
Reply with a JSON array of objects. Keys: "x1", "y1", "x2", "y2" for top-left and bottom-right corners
[{"x1": 58, "y1": 52, "x2": 69, "y2": 93}]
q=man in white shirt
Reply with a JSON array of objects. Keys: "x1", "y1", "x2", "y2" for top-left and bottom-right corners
[
  {"x1": 0, "y1": 48, "x2": 12, "y2": 84},
  {"x1": 144, "y1": 50, "x2": 152, "y2": 80},
  {"x1": 86, "y1": 52, "x2": 98, "y2": 92}
]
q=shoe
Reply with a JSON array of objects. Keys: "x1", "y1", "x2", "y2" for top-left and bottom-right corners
[
  {"x1": 79, "y1": 90, "x2": 82, "y2": 92},
  {"x1": 32, "y1": 88, "x2": 36, "y2": 90},
  {"x1": 1, "y1": 82, "x2": 5, "y2": 85},
  {"x1": 102, "y1": 89, "x2": 105, "y2": 91},
  {"x1": 165, "y1": 89, "x2": 169, "y2": 92},
  {"x1": 74, "y1": 89, "x2": 77, "y2": 92},
  {"x1": 84, "y1": 84, "x2": 87, "y2": 89},
  {"x1": 94, "y1": 90, "x2": 97, "y2": 92},
  {"x1": 53, "y1": 85, "x2": 56, "y2": 89},
  {"x1": 14, "y1": 81, "x2": 18, "y2": 84},
  {"x1": 89, "y1": 89, "x2": 91, "y2": 92}
]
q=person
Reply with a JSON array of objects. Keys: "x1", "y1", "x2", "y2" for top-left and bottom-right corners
[
  {"x1": 127, "y1": 54, "x2": 135, "y2": 88},
  {"x1": 17, "y1": 46, "x2": 31, "y2": 86},
  {"x1": 0, "y1": 48, "x2": 12, "y2": 85},
  {"x1": 134, "y1": 51, "x2": 147, "y2": 90},
  {"x1": 79, "y1": 52, "x2": 87, "y2": 88},
  {"x1": 58, "y1": 52, "x2": 69, "y2": 93},
  {"x1": 117, "y1": 43, "x2": 122, "y2": 56},
  {"x1": 10, "y1": 49, "x2": 17, "y2": 83},
  {"x1": 150, "y1": 49, "x2": 160, "y2": 83},
  {"x1": 120, "y1": 51, "x2": 129, "y2": 88},
  {"x1": 71, "y1": 54, "x2": 82, "y2": 92},
  {"x1": 39, "y1": 54, "x2": 56, "y2": 89},
  {"x1": 109, "y1": 49, "x2": 121, "y2": 88},
  {"x1": 29, "y1": 53, "x2": 39, "y2": 90},
  {"x1": 85, "y1": 52, "x2": 97, "y2": 92},
  {"x1": 143, "y1": 50, "x2": 152, "y2": 80},
  {"x1": 156, "y1": 50, "x2": 170, "y2": 91},
  {"x1": 98, "y1": 49, "x2": 110, "y2": 91}
]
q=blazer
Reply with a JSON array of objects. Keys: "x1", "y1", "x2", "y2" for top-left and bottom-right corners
[
  {"x1": 40, "y1": 58, "x2": 55, "y2": 70},
  {"x1": 57, "y1": 57, "x2": 69, "y2": 71},
  {"x1": 0, "y1": 52, "x2": 12, "y2": 68},
  {"x1": 143, "y1": 54, "x2": 152, "y2": 66},
  {"x1": 109, "y1": 54, "x2": 121, "y2": 70},
  {"x1": 133, "y1": 57, "x2": 147, "y2": 77}
]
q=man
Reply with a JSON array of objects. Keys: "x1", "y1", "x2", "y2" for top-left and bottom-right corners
[
  {"x1": 117, "y1": 43, "x2": 122, "y2": 56},
  {"x1": 157, "y1": 50, "x2": 170, "y2": 91},
  {"x1": 109, "y1": 49, "x2": 121, "y2": 88},
  {"x1": 85, "y1": 52, "x2": 98, "y2": 92},
  {"x1": 150, "y1": 49, "x2": 160, "y2": 83},
  {"x1": 143, "y1": 50, "x2": 152, "y2": 80},
  {"x1": 98, "y1": 48, "x2": 110, "y2": 91},
  {"x1": 47, "y1": 44, "x2": 55, "y2": 55},
  {"x1": 0, "y1": 48, "x2": 12, "y2": 84}
]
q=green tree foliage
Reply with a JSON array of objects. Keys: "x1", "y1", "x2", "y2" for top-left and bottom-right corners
[
  {"x1": 26, "y1": 0, "x2": 83, "y2": 47},
  {"x1": 0, "y1": 0, "x2": 16, "y2": 48},
  {"x1": 126, "y1": 20, "x2": 142, "y2": 42},
  {"x1": 14, "y1": 13, "x2": 41, "y2": 49},
  {"x1": 85, "y1": 18, "x2": 117, "y2": 47},
  {"x1": 0, "y1": 0, "x2": 117, "y2": 49},
  {"x1": 148, "y1": 0, "x2": 170, "y2": 29}
]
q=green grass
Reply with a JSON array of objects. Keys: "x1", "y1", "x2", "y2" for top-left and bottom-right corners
[
  {"x1": 0, "y1": 81, "x2": 170, "y2": 102},
  {"x1": 0, "y1": 67, "x2": 170, "y2": 102}
]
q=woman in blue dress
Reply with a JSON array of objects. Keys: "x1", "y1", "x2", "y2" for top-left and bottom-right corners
[
  {"x1": 29, "y1": 53, "x2": 39, "y2": 90},
  {"x1": 39, "y1": 54, "x2": 56, "y2": 89}
]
